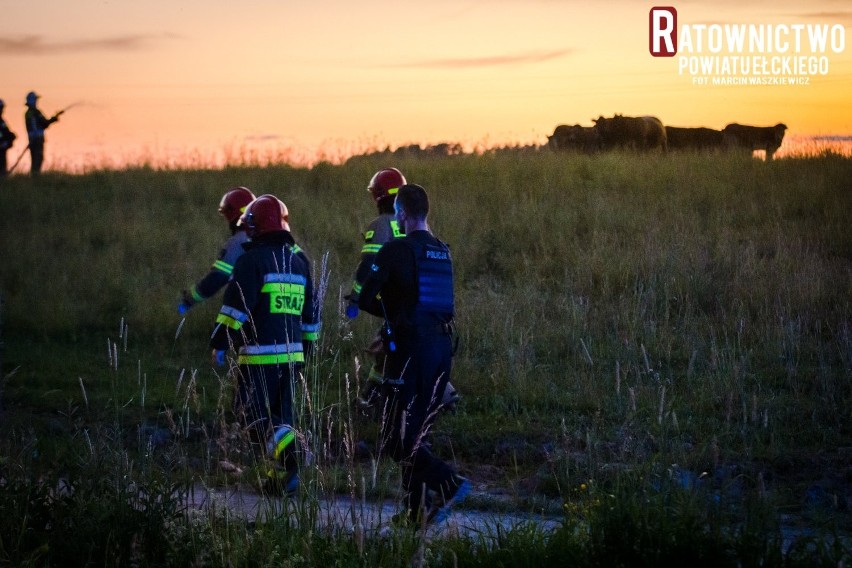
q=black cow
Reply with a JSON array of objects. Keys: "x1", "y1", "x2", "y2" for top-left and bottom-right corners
[
  {"x1": 548, "y1": 124, "x2": 601, "y2": 153},
  {"x1": 665, "y1": 126, "x2": 725, "y2": 151},
  {"x1": 593, "y1": 115, "x2": 667, "y2": 151},
  {"x1": 722, "y1": 123, "x2": 788, "y2": 160}
]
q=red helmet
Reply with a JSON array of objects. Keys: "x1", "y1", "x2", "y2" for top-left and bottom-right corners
[
  {"x1": 218, "y1": 187, "x2": 256, "y2": 223},
  {"x1": 239, "y1": 194, "x2": 290, "y2": 237},
  {"x1": 367, "y1": 168, "x2": 406, "y2": 202}
]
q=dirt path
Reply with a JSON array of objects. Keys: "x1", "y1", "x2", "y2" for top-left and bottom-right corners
[{"x1": 186, "y1": 483, "x2": 563, "y2": 539}]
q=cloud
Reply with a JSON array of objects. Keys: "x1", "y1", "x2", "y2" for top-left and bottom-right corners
[
  {"x1": 390, "y1": 49, "x2": 574, "y2": 69},
  {"x1": 793, "y1": 11, "x2": 852, "y2": 22},
  {"x1": 244, "y1": 134, "x2": 281, "y2": 142},
  {"x1": 0, "y1": 33, "x2": 179, "y2": 55}
]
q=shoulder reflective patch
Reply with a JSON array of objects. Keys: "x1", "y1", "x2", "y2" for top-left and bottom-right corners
[
  {"x1": 391, "y1": 220, "x2": 403, "y2": 238},
  {"x1": 364, "y1": 230, "x2": 375, "y2": 240}
]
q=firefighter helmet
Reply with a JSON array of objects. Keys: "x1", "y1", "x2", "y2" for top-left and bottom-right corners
[
  {"x1": 240, "y1": 194, "x2": 290, "y2": 237},
  {"x1": 218, "y1": 186, "x2": 256, "y2": 223},
  {"x1": 367, "y1": 168, "x2": 406, "y2": 203}
]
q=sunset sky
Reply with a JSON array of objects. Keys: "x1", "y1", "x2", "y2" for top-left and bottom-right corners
[{"x1": 2, "y1": 0, "x2": 850, "y2": 170}]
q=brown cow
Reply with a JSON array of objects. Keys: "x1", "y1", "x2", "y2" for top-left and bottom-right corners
[
  {"x1": 722, "y1": 123, "x2": 787, "y2": 160},
  {"x1": 665, "y1": 126, "x2": 725, "y2": 151},
  {"x1": 593, "y1": 114, "x2": 667, "y2": 151},
  {"x1": 548, "y1": 124, "x2": 601, "y2": 153}
]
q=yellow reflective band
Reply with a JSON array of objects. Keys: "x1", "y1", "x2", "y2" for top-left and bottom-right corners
[
  {"x1": 237, "y1": 352, "x2": 305, "y2": 365},
  {"x1": 272, "y1": 430, "x2": 296, "y2": 459},
  {"x1": 215, "y1": 313, "x2": 243, "y2": 330},
  {"x1": 362, "y1": 244, "x2": 381, "y2": 254},
  {"x1": 387, "y1": 187, "x2": 399, "y2": 195},
  {"x1": 190, "y1": 287, "x2": 205, "y2": 302},
  {"x1": 302, "y1": 322, "x2": 320, "y2": 342},
  {"x1": 213, "y1": 260, "x2": 233, "y2": 275}
]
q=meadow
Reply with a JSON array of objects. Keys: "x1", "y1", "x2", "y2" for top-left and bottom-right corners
[{"x1": 0, "y1": 149, "x2": 850, "y2": 566}]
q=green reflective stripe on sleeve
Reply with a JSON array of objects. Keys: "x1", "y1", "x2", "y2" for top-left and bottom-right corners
[
  {"x1": 215, "y1": 313, "x2": 243, "y2": 330},
  {"x1": 352, "y1": 281, "x2": 363, "y2": 294},
  {"x1": 301, "y1": 322, "x2": 320, "y2": 342},
  {"x1": 291, "y1": 245, "x2": 302, "y2": 255},
  {"x1": 212, "y1": 260, "x2": 233, "y2": 275},
  {"x1": 272, "y1": 430, "x2": 296, "y2": 459},
  {"x1": 190, "y1": 286, "x2": 205, "y2": 302},
  {"x1": 237, "y1": 352, "x2": 305, "y2": 365},
  {"x1": 361, "y1": 244, "x2": 381, "y2": 254},
  {"x1": 216, "y1": 305, "x2": 248, "y2": 330}
]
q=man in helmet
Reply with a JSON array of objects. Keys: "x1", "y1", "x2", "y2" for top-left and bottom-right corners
[
  {"x1": 179, "y1": 186, "x2": 256, "y2": 314},
  {"x1": 358, "y1": 183, "x2": 470, "y2": 527},
  {"x1": 24, "y1": 91, "x2": 60, "y2": 177},
  {"x1": 210, "y1": 194, "x2": 320, "y2": 497},
  {"x1": 0, "y1": 99, "x2": 17, "y2": 177},
  {"x1": 346, "y1": 168, "x2": 407, "y2": 412},
  {"x1": 348, "y1": 168, "x2": 459, "y2": 419}
]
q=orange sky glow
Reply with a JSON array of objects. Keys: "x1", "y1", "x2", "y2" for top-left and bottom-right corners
[{"x1": 2, "y1": 1, "x2": 850, "y2": 171}]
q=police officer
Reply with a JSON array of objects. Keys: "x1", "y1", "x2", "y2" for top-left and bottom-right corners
[
  {"x1": 179, "y1": 186, "x2": 255, "y2": 314},
  {"x1": 0, "y1": 99, "x2": 17, "y2": 177},
  {"x1": 24, "y1": 91, "x2": 60, "y2": 177},
  {"x1": 358, "y1": 183, "x2": 470, "y2": 526},
  {"x1": 210, "y1": 194, "x2": 320, "y2": 496}
]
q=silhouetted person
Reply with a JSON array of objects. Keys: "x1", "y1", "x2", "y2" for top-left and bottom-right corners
[
  {"x1": 0, "y1": 99, "x2": 16, "y2": 177},
  {"x1": 24, "y1": 91, "x2": 60, "y2": 177}
]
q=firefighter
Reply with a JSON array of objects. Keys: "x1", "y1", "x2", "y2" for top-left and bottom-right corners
[
  {"x1": 179, "y1": 186, "x2": 256, "y2": 314},
  {"x1": 0, "y1": 99, "x2": 17, "y2": 177},
  {"x1": 24, "y1": 91, "x2": 59, "y2": 177},
  {"x1": 347, "y1": 168, "x2": 458, "y2": 417},
  {"x1": 210, "y1": 194, "x2": 320, "y2": 496},
  {"x1": 346, "y1": 168, "x2": 407, "y2": 411},
  {"x1": 357, "y1": 183, "x2": 470, "y2": 526}
]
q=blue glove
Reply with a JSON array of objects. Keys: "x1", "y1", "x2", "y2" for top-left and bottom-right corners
[
  {"x1": 345, "y1": 304, "x2": 359, "y2": 319},
  {"x1": 179, "y1": 290, "x2": 195, "y2": 315},
  {"x1": 213, "y1": 350, "x2": 226, "y2": 366}
]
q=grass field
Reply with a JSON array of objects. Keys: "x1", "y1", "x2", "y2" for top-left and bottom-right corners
[{"x1": 1, "y1": 149, "x2": 850, "y2": 565}]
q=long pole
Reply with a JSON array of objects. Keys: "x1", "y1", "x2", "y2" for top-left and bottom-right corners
[{"x1": 7, "y1": 143, "x2": 29, "y2": 175}]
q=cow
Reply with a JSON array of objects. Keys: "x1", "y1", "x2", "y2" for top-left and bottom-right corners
[
  {"x1": 722, "y1": 123, "x2": 787, "y2": 160},
  {"x1": 593, "y1": 114, "x2": 667, "y2": 151},
  {"x1": 547, "y1": 124, "x2": 601, "y2": 153},
  {"x1": 665, "y1": 126, "x2": 725, "y2": 151}
]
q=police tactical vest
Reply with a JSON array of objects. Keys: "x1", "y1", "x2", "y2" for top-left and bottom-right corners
[{"x1": 403, "y1": 238, "x2": 454, "y2": 323}]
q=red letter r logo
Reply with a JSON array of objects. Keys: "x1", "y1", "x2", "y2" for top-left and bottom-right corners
[{"x1": 650, "y1": 7, "x2": 677, "y2": 57}]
